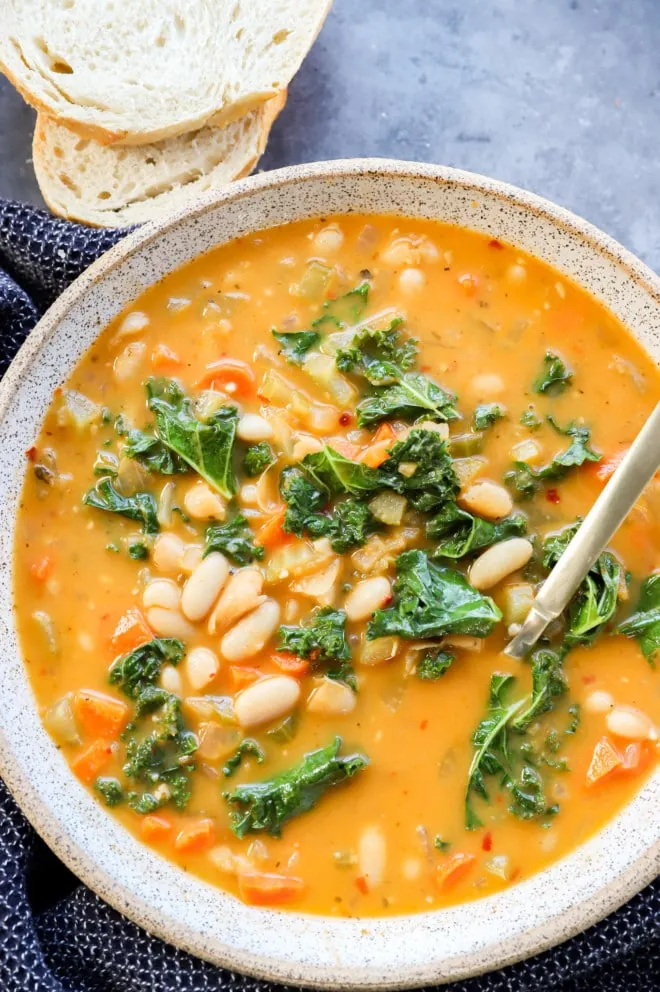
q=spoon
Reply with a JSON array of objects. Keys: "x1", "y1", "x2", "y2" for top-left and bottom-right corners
[{"x1": 504, "y1": 402, "x2": 660, "y2": 659}]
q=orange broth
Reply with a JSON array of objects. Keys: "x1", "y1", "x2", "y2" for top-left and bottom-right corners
[{"x1": 13, "y1": 215, "x2": 660, "y2": 917}]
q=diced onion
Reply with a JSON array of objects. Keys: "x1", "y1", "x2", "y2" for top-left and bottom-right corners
[
  {"x1": 302, "y1": 353, "x2": 357, "y2": 408},
  {"x1": 44, "y1": 694, "x2": 80, "y2": 745},
  {"x1": 157, "y1": 481, "x2": 176, "y2": 527},
  {"x1": 197, "y1": 722, "x2": 241, "y2": 761},
  {"x1": 359, "y1": 635, "x2": 399, "y2": 666},
  {"x1": 369, "y1": 492, "x2": 407, "y2": 526},
  {"x1": 265, "y1": 539, "x2": 334, "y2": 584},
  {"x1": 32, "y1": 610, "x2": 59, "y2": 654},
  {"x1": 56, "y1": 390, "x2": 101, "y2": 430},
  {"x1": 291, "y1": 559, "x2": 342, "y2": 605}
]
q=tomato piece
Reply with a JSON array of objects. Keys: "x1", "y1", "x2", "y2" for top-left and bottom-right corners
[
  {"x1": 110, "y1": 609, "x2": 152, "y2": 655},
  {"x1": 586, "y1": 736, "x2": 623, "y2": 786},
  {"x1": 141, "y1": 814, "x2": 173, "y2": 842},
  {"x1": 238, "y1": 871, "x2": 305, "y2": 906},
  {"x1": 373, "y1": 422, "x2": 397, "y2": 443},
  {"x1": 229, "y1": 666, "x2": 262, "y2": 688},
  {"x1": 73, "y1": 689, "x2": 129, "y2": 738},
  {"x1": 256, "y1": 507, "x2": 290, "y2": 549},
  {"x1": 355, "y1": 875, "x2": 369, "y2": 895},
  {"x1": 435, "y1": 852, "x2": 476, "y2": 890},
  {"x1": 271, "y1": 651, "x2": 310, "y2": 677},
  {"x1": 174, "y1": 818, "x2": 215, "y2": 854},
  {"x1": 71, "y1": 739, "x2": 114, "y2": 783},
  {"x1": 151, "y1": 343, "x2": 182, "y2": 368},
  {"x1": 196, "y1": 359, "x2": 256, "y2": 396},
  {"x1": 30, "y1": 555, "x2": 54, "y2": 582}
]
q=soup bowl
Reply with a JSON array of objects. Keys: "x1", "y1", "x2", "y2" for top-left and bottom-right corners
[{"x1": 0, "y1": 159, "x2": 659, "y2": 989}]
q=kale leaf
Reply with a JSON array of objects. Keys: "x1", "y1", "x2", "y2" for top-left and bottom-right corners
[
  {"x1": 299, "y1": 445, "x2": 384, "y2": 497},
  {"x1": 109, "y1": 638, "x2": 185, "y2": 699},
  {"x1": 223, "y1": 739, "x2": 265, "y2": 778},
  {"x1": 543, "y1": 523, "x2": 622, "y2": 645},
  {"x1": 146, "y1": 377, "x2": 238, "y2": 499},
  {"x1": 505, "y1": 421, "x2": 600, "y2": 499},
  {"x1": 379, "y1": 429, "x2": 460, "y2": 512},
  {"x1": 533, "y1": 351, "x2": 573, "y2": 394},
  {"x1": 368, "y1": 549, "x2": 502, "y2": 641},
  {"x1": 95, "y1": 777, "x2": 124, "y2": 807},
  {"x1": 128, "y1": 541, "x2": 149, "y2": 560},
  {"x1": 278, "y1": 607, "x2": 350, "y2": 664},
  {"x1": 123, "y1": 428, "x2": 189, "y2": 474},
  {"x1": 520, "y1": 407, "x2": 542, "y2": 431},
  {"x1": 473, "y1": 402, "x2": 507, "y2": 431},
  {"x1": 224, "y1": 736, "x2": 368, "y2": 837},
  {"x1": 335, "y1": 318, "x2": 418, "y2": 379},
  {"x1": 271, "y1": 329, "x2": 320, "y2": 363},
  {"x1": 416, "y1": 649, "x2": 454, "y2": 680},
  {"x1": 279, "y1": 467, "x2": 378, "y2": 552},
  {"x1": 325, "y1": 499, "x2": 378, "y2": 553},
  {"x1": 428, "y1": 502, "x2": 527, "y2": 559},
  {"x1": 357, "y1": 372, "x2": 459, "y2": 427},
  {"x1": 243, "y1": 441, "x2": 275, "y2": 477},
  {"x1": 313, "y1": 281, "x2": 370, "y2": 330},
  {"x1": 204, "y1": 514, "x2": 264, "y2": 565},
  {"x1": 511, "y1": 649, "x2": 568, "y2": 731},
  {"x1": 83, "y1": 478, "x2": 159, "y2": 534},
  {"x1": 617, "y1": 573, "x2": 660, "y2": 667},
  {"x1": 124, "y1": 691, "x2": 197, "y2": 814}
]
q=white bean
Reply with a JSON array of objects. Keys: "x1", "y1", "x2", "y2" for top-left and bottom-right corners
[
  {"x1": 307, "y1": 677, "x2": 356, "y2": 716},
  {"x1": 585, "y1": 690, "x2": 614, "y2": 714},
  {"x1": 220, "y1": 599, "x2": 281, "y2": 663},
  {"x1": 160, "y1": 664, "x2": 183, "y2": 694},
  {"x1": 358, "y1": 825, "x2": 386, "y2": 889},
  {"x1": 399, "y1": 268, "x2": 425, "y2": 293},
  {"x1": 470, "y1": 373, "x2": 505, "y2": 398},
  {"x1": 460, "y1": 481, "x2": 513, "y2": 520},
  {"x1": 507, "y1": 263, "x2": 527, "y2": 283},
  {"x1": 143, "y1": 578, "x2": 181, "y2": 611},
  {"x1": 181, "y1": 552, "x2": 230, "y2": 622},
  {"x1": 292, "y1": 435, "x2": 323, "y2": 461},
  {"x1": 605, "y1": 705, "x2": 658, "y2": 741},
  {"x1": 314, "y1": 226, "x2": 344, "y2": 253},
  {"x1": 153, "y1": 533, "x2": 185, "y2": 573},
  {"x1": 208, "y1": 567, "x2": 264, "y2": 635},
  {"x1": 469, "y1": 538, "x2": 533, "y2": 590},
  {"x1": 186, "y1": 646, "x2": 221, "y2": 691},
  {"x1": 113, "y1": 341, "x2": 145, "y2": 382},
  {"x1": 237, "y1": 414, "x2": 274, "y2": 442},
  {"x1": 345, "y1": 577, "x2": 392, "y2": 622},
  {"x1": 183, "y1": 482, "x2": 226, "y2": 521},
  {"x1": 146, "y1": 606, "x2": 196, "y2": 640},
  {"x1": 233, "y1": 675, "x2": 300, "y2": 728}
]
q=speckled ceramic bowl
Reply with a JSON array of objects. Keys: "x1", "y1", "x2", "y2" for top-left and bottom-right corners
[{"x1": 0, "y1": 160, "x2": 658, "y2": 989}]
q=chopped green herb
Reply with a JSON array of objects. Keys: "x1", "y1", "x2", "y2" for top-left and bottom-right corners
[
  {"x1": 128, "y1": 541, "x2": 149, "y2": 560},
  {"x1": 223, "y1": 739, "x2": 265, "y2": 778},
  {"x1": 368, "y1": 549, "x2": 502, "y2": 641},
  {"x1": 95, "y1": 777, "x2": 124, "y2": 807},
  {"x1": 520, "y1": 407, "x2": 542, "y2": 430},
  {"x1": 243, "y1": 441, "x2": 275, "y2": 477},
  {"x1": 83, "y1": 478, "x2": 159, "y2": 534},
  {"x1": 146, "y1": 377, "x2": 238, "y2": 499},
  {"x1": 533, "y1": 351, "x2": 573, "y2": 394},
  {"x1": 204, "y1": 515, "x2": 264, "y2": 565},
  {"x1": 434, "y1": 835, "x2": 451, "y2": 852},
  {"x1": 224, "y1": 736, "x2": 368, "y2": 837},
  {"x1": 473, "y1": 403, "x2": 507, "y2": 431}
]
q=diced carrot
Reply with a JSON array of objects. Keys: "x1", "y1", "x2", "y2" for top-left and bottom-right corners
[
  {"x1": 590, "y1": 448, "x2": 628, "y2": 484},
  {"x1": 73, "y1": 689, "x2": 129, "y2": 738},
  {"x1": 71, "y1": 739, "x2": 114, "y2": 783},
  {"x1": 141, "y1": 814, "x2": 173, "y2": 842},
  {"x1": 238, "y1": 871, "x2": 305, "y2": 906},
  {"x1": 230, "y1": 666, "x2": 262, "y2": 688},
  {"x1": 174, "y1": 818, "x2": 215, "y2": 854},
  {"x1": 195, "y1": 358, "x2": 255, "y2": 396},
  {"x1": 358, "y1": 439, "x2": 392, "y2": 468},
  {"x1": 373, "y1": 422, "x2": 397, "y2": 443},
  {"x1": 151, "y1": 343, "x2": 182, "y2": 368},
  {"x1": 31, "y1": 555, "x2": 54, "y2": 582},
  {"x1": 257, "y1": 507, "x2": 290, "y2": 550},
  {"x1": 110, "y1": 609, "x2": 152, "y2": 655},
  {"x1": 271, "y1": 651, "x2": 310, "y2": 678},
  {"x1": 586, "y1": 736, "x2": 623, "y2": 787},
  {"x1": 435, "y1": 852, "x2": 476, "y2": 890},
  {"x1": 355, "y1": 875, "x2": 369, "y2": 895}
]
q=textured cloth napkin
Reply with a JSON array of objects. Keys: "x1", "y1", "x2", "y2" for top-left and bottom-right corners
[{"x1": 0, "y1": 197, "x2": 657, "y2": 992}]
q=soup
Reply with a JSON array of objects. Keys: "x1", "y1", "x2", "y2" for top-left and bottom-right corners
[{"x1": 14, "y1": 215, "x2": 660, "y2": 917}]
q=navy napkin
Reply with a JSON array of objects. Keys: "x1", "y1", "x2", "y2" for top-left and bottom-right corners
[{"x1": 0, "y1": 197, "x2": 657, "y2": 992}]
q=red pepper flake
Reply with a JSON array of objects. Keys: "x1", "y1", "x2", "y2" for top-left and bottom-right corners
[
  {"x1": 488, "y1": 238, "x2": 504, "y2": 250},
  {"x1": 25, "y1": 446, "x2": 37, "y2": 461},
  {"x1": 582, "y1": 674, "x2": 596, "y2": 685},
  {"x1": 510, "y1": 867, "x2": 521, "y2": 882},
  {"x1": 481, "y1": 831, "x2": 493, "y2": 852},
  {"x1": 420, "y1": 719, "x2": 428, "y2": 731},
  {"x1": 355, "y1": 876, "x2": 368, "y2": 895},
  {"x1": 546, "y1": 488, "x2": 560, "y2": 504},
  {"x1": 339, "y1": 412, "x2": 352, "y2": 427}
]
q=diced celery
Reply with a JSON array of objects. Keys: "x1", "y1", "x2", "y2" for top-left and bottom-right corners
[
  {"x1": 290, "y1": 261, "x2": 334, "y2": 300},
  {"x1": 369, "y1": 492, "x2": 407, "y2": 526},
  {"x1": 503, "y1": 583, "x2": 535, "y2": 626},
  {"x1": 448, "y1": 432, "x2": 485, "y2": 457},
  {"x1": 302, "y1": 353, "x2": 357, "y2": 407}
]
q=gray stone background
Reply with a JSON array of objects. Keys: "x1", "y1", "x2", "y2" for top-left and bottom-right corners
[{"x1": 1, "y1": 0, "x2": 659, "y2": 268}]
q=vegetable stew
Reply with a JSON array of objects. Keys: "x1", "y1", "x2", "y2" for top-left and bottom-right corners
[{"x1": 14, "y1": 215, "x2": 660, "y2": 917}]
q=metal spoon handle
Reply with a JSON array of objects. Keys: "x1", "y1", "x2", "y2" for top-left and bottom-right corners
[{"x1": 505, "y1": 402, "x2": 660, "y2": 658}]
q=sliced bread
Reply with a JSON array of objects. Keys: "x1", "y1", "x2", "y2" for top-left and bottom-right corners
[
  {"x1": 1, "y1": 0, "x2": 330, "y2": 145},
  {"x1": 33, "y1": 92, "x2": 286, "y2": 227}
]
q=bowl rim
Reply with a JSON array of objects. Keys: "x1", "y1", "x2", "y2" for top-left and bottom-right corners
[{"x1": 1, "y1": 157, "x2": 659, "y2": 990}]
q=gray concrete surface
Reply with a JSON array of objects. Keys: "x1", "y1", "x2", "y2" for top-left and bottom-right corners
[{"x1": 1, "y1": 0, "x2": 659, "y2": 268}]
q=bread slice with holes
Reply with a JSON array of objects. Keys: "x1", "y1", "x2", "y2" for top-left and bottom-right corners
[
  {"x1": 32, "y1": 92, "x2": 285, "y2": 227},
  {"x1": 1, "y1": 0, "x2": 330, "y2": 145}
]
